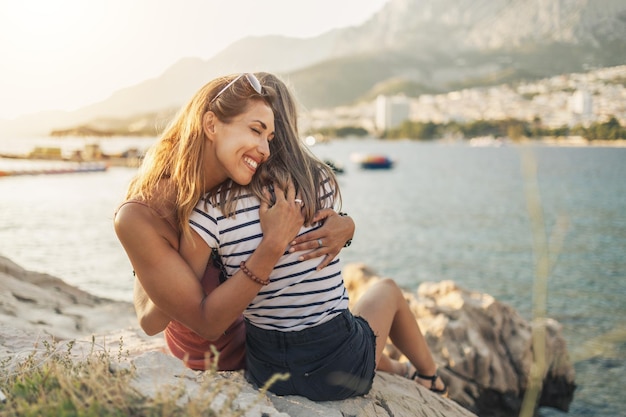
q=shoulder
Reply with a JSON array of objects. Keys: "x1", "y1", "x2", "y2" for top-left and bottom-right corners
[
  {"x1": 114, "y1": 200, "x2": 181, "y2": 253},
  {"x1": 117, "y1": 178, "x2": 177, "y2": 222},
  {"x1": 115, "y1": 199, "x2": 150, "y2": 220},
  {"x1": 115, "y1": 194, "x2": 177, "y2": 239},
  {"x1": 114, "y1": 200, "x2": 157, "y2": 237}
]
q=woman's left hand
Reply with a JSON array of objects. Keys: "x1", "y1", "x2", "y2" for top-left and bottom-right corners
[{"x1": 289, "y1": 209, "x2": 354, "y2": 269}]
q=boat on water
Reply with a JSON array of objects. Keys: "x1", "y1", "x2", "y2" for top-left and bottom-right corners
[
  {"x1": 359, "y1": 155, "x2": 394, "y2": 170},
  {"x1": 324, "y1": 159, "x2": 345, "y2": 174}
]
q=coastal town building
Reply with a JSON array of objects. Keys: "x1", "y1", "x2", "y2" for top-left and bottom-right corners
[
  {"x1": 300, "y1": 65, "x2": 626, "y2": 135},
  {"x1": 375, "y1": 94, "x2": 411, "y2": 132}
]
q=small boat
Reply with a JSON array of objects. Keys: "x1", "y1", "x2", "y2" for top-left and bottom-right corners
[
  {"x1": 359, "y1": 155, "x2": 394, "y2": 170},
  {"x1": 324, "y1": 159, "x2": 345, "y2": 174}
]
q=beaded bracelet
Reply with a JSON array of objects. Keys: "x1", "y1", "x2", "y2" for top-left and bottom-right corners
[{"x1": 240, "y1": 261, "x2": 271, "y2": 285}]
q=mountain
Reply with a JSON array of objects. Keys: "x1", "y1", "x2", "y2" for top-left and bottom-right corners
[
  {"x1": 2, "y1": 0, "x2": 625, "y2": 138},
  {"x1": 289, "y1": 0, "x2": 626, "y2": 105}
]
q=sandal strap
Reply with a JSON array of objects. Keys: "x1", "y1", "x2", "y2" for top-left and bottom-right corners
[
  {"x1": 410, "y1": 370, "x2": 449, "y2": 396},
  {"x1": 414, "y1": 372, "x2": 439, "y2": 390}
]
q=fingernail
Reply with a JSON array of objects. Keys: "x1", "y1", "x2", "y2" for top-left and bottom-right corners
[
  {"x1": 288, "y1": 247, "x2": 294, "y2": 253},
  {"x1": 298, "y1": 256, "x2": 304, "y2": 261}
]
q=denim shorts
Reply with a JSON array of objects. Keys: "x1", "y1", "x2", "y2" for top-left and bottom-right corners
[{"x1": 244, "y1": 309, "x2": 377, "y2": 401}]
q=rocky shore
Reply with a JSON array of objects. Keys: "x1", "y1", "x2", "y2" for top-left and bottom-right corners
[{"x1": 0, "y1": 254, "x2": 575, "y2": 416}]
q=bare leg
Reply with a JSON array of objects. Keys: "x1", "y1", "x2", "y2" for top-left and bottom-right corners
[
  {"x1": 377, "y1": 354, "x2": 408, "y2": 375},
  {"x1": 352, "y1": 278, "x2": 445, "y2": 392}
]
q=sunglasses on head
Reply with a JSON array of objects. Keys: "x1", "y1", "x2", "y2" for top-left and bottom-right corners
[{"x1": 210, "y1": 73, "x2": 263, "y2": 104}]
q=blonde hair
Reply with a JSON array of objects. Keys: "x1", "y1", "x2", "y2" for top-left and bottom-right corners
[{"x1": 125, "y1": 74, "x2": 274, "y2": 241}]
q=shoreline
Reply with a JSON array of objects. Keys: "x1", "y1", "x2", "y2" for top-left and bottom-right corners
[{"x1": 533, "y1": 137, "x2": 626, "y2": 147}]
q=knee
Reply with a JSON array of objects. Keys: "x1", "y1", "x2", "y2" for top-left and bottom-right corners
[
  {"x1": 358, "y1": 278, "x2": 404, "y2": 308},
  {"x1": 377, "y1": 278, "x2": 403, "y2": 297}
]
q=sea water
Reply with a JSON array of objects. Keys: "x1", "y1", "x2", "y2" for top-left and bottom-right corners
[{"x1": 0, "y1": 138, "x2": 624, "y2": 416}]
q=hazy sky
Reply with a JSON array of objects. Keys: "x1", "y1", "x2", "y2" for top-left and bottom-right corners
[{"x1": 0, "y1": 0, "x2": 388, "y2": 120}]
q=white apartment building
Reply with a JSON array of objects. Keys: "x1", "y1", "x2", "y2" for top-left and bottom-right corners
[
  {"x1": 375, "y1": 95, "x2": 411, "y2": 132},
  {"x1": 569, "y1": 89, "x2": 593, "y2": 124}
]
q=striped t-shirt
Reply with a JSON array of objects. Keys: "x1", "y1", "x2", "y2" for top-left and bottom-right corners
[{"x1": 189, "y1": 187, "x2": 349, "y2": 332}]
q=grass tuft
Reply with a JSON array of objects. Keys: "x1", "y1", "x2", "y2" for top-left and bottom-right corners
[{"x1": 0, "y1": 336, "x2": 273, "y2": 417}]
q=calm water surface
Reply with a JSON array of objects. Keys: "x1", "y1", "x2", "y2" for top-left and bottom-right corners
[{"x1": 0, "y1": 138, "x2": 624, "y2": 416}]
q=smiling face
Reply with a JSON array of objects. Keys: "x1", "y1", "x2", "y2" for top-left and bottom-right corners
[{"x1": 202, "y1": 99, "x2": 275, "y2": 188}]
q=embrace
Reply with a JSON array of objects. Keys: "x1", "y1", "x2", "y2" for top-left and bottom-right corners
[{"x1": 114, "y1": 71, "x2": 447, "y2": 400}]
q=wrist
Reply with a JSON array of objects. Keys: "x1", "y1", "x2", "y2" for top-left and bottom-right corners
[
  {"x1": 338, "y1": 211, "x2": 353, "y2": 247},
  {"x1": 258, "y1": 235, "x2": 289, "y2": 257},
  {"x1": 240, "y1": 261, "x2": 270, "y2": 285},
  {"x1": 337, "y1": 211, "x2": 354, "y2": 248}
]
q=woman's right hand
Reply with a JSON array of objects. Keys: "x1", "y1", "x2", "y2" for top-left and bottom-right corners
[{"x1": 259, "y1": 180, "x2": 305, "y2": 250}]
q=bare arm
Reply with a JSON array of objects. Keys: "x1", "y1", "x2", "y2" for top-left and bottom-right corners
[
  {"x1": 133, "y1": 277, "x2": 171, "y2": 336},
  {"x1": 115, "y1": 203, "x2": 209, "y2": 335},
  {"x1": 132, "y1": 246, "x2": 242, "y2": 336},
  {"x1": 289, "y1": 209, "x2": 355, "y2": 269},
  {"x1": 115, "y1": 184, "x2": 303, "y2": 341}
]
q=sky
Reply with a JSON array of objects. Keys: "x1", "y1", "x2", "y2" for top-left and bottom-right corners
[{"x1": 0, "y1": 0, "x2": 389, "y2": 120}]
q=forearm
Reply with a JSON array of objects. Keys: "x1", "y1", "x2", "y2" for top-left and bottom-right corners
[
  {"x1": 194, "y1": 236, "x2": 286, "y2": 340},
  {"x1": 337, "y1": 212, "x2": 355, "y2": 245}
]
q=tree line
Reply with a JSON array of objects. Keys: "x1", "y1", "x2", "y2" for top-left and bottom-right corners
[
  {"x1": 383, "y1": 116, "x2": 626, "y2": 141},
  {"x1": 310, "y1": 116, "x2": 626, "y2": 141}
]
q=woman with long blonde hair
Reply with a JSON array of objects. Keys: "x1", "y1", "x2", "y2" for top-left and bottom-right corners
[{"x1": 114, "y1": 72, "x2": 355, "y2": 371}]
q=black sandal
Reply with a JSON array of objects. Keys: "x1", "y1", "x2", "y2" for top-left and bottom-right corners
[{"x1": 411, "y1": 370, "x2": 449, "y2": 397}]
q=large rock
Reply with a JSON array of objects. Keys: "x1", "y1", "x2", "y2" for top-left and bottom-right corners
[
  {"x1": 125, "y1": 350, "x2": 476, "y2": 417},
  {"x1": 343, "y1": 263, "x2": 576, "y2": 416},
  {"x1": 0, "y1": 255, "x2": 136, "y2": 339},
  {"x1": 0, "y1": 324, "x2": 475, "y2": 417},
  {"x1": 0, "y1": 254, "x2": 473, "y2": 416},
  {"x1": 0, "y1": 254, "x2": 575, "y2": 416}
]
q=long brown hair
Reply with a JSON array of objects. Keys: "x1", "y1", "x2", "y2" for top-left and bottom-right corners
[
  {"x1": 249, "y1": 72, "x2": 341, "y2": 224},
  {"x1": 125, "y1": 74, "x2": 275, "y2": 240}
]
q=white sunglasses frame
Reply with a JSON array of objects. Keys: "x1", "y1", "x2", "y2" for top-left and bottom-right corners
[{"x1": 210, "y1": 73, "x2": 263, "y2": 104}]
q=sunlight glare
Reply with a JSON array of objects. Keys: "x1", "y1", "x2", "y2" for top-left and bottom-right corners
[{"x1": 0, "y1": 0, "x2": 109, "y2": 117}]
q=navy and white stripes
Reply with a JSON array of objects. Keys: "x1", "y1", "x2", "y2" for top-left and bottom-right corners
[{"x1": 189, "y1": 188, "x2": 348, "y2": 332}]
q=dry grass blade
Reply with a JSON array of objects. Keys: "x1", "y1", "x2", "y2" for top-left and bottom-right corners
[{"x1": 518, "y1": 146, "x2": 569, "y2": 417}]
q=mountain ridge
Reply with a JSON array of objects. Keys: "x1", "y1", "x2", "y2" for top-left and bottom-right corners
[{"x1": 2, "y1": 0, "x2": 624, "y2": 137}]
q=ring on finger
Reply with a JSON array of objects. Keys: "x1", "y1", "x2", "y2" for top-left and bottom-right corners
[{"x1": 317, "y1": 238, "x2": 323, "y2": 248}]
